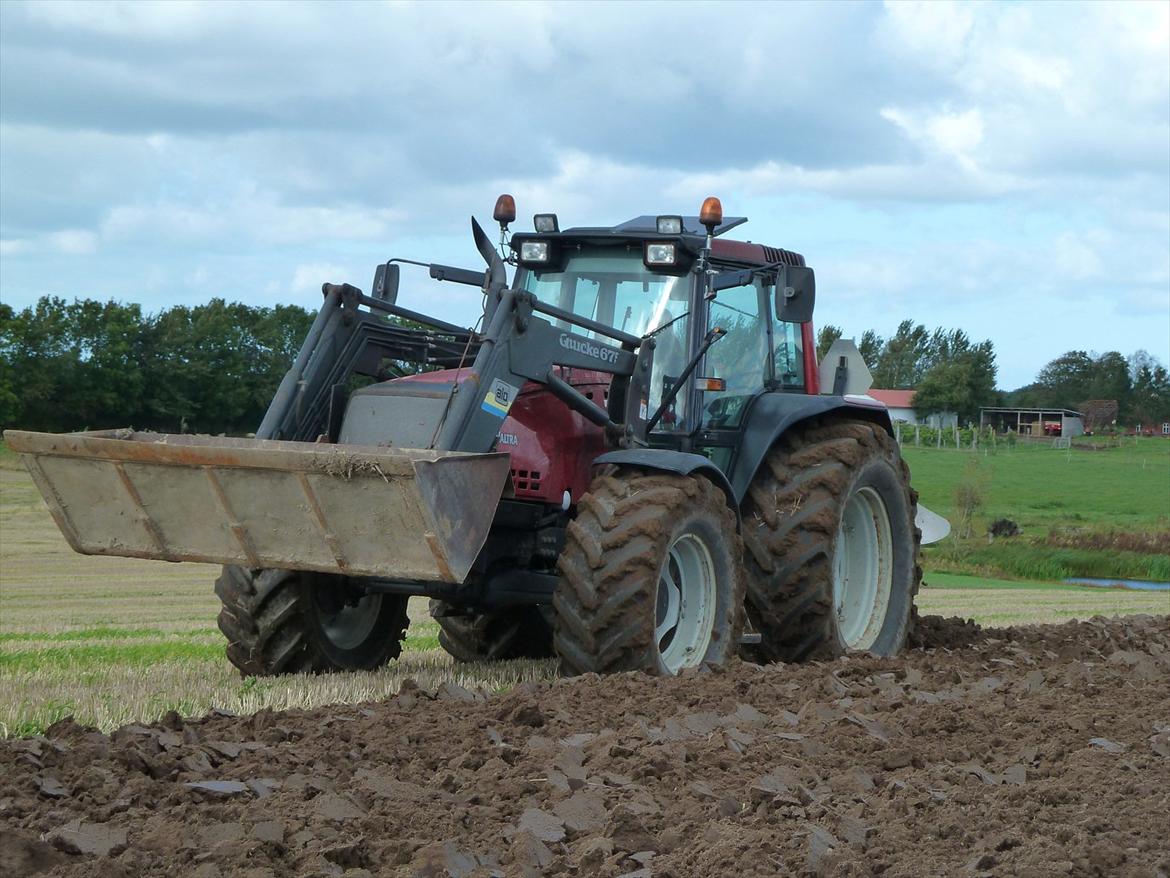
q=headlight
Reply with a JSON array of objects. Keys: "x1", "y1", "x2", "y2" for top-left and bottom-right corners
[
  {"x1": 533, "y1": 213, "x2": 559, "y2": 233},
  {"x1": 520, "y1": 241, "x2": 550, "y2": 263},
  {"x1": 644, "y1": 242, "x2": 678, "y2": 266},
  {"x1": 656, "y1": 215, "x2": 683, "y2": 235}
]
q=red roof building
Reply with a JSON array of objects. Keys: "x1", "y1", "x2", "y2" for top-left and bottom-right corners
[
  {"x1": 867, "y1": 389, "x2": 916, "y2": 410},
  {"x1": 865, "y1": 388, "x2": 956, "y2": 428}
]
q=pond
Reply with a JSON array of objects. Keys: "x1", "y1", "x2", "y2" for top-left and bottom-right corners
[{"x1": 1064, "y1": 577, "x2": 1170, "y2": 593}]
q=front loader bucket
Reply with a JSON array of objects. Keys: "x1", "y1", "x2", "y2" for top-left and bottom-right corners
[{"x1": 3, "y1": 430, "x2": 513, "y2": 584}]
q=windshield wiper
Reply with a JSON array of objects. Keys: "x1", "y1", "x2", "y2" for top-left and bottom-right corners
[
  {"x1": 645, "y1": 326, "x2": 726, "y2": 433},
  {"x1": 643, "y1": 310, "x2": 690, "y2": 339}
]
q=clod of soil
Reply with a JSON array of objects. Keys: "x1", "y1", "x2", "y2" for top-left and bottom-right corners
[{"x1": 2, "y1": 615, "x2": 1168, "y2": 877}]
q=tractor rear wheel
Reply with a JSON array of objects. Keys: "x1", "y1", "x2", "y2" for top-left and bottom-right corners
[
  {"x1": 215, "y1": 566, "x2": 409, "y2": 676},
  {"x1": 554, "y1": 469, "x2": 742, "y2": 676},
  {"x1": 428, "y1": 600, "x2": 553, "y2": 662},
  {"x1": 740, "y1": 418, "x2": 921, "y2": 662}
]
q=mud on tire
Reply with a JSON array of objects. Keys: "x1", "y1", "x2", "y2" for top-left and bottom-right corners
[
  {"x1": 215, "y1": 566, "x2": 409, "y2": 676},
  {"x1": 740, "y1": 418, "x2": 921, "y2": 663},
  {"x1": 429, "y1": 600, "x2": 553, "y2": 662},
  {"x1": 554, "y1": 469, "x2": 742, "y2": 676}
]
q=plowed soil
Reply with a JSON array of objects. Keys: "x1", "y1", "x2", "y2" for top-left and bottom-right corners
[{"x1": 3, "y1": 615, "x2": 1168, "y2": 878}]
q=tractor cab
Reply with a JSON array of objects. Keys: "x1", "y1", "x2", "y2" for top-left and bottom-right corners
[{"x1": 508, "y1": 201, "x2": 818, "y2": 470}]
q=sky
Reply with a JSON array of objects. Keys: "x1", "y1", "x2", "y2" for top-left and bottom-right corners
[{"x1": 0, "y1": 0, "x2": 1167, "y2": 390}]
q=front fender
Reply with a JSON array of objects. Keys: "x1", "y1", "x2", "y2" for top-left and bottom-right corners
[
  {"x1": 728, "y1": 394, "x2": 893, "y2": 501},
  {"x1": 593, "y1": 449, "x2": 739, "y2": 530}
]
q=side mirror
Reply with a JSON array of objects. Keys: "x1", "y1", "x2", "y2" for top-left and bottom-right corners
[
  {"x1": 774, "y1": 265, "x2": 815, "y2": 323},
  {"x1": 372, "y1": 262, "x2": 400, "y2": 305}
]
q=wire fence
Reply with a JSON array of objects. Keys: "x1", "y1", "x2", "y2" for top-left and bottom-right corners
[{"x1": 892, "y1": 422, "x2": 1165, "y2": 452}]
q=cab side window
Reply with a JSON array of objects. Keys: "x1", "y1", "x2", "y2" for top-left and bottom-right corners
[
  {"x1": 773, "y1": 319, "x2": 805, "y2": 388},
  {"x1": 703, "y1": 280, "x2": 769, "y2": 429}
]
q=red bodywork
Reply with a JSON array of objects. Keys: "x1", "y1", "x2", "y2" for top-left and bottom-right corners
[{"x1": 389, "y1": 368, "x2": 608, "y2": 506}]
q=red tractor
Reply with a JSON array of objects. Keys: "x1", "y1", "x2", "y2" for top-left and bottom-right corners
[{"x1": 6, "y1": 196, "x2": 947, "y2": 677}]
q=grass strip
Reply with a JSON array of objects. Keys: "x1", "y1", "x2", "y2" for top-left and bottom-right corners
[
  {"x1": 0, "y1": 641, "x2": 226, "y2": 671},
  {"x1": 922, "y1": 572, "x2": 1106, "y2": 591},
  {"x1": 924, "y1": 542, "x2": 1170, "y2": 582},
  {"x1": 0, "y1": 627, "x2": 215, "y2": 643}
]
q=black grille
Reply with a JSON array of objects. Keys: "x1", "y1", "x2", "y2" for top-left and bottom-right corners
[
  {"x1": 510, "y1": 469, "x2": 542, "y2": 492},
  {"x1": 762, "y1": 246, "x2": 805, "y2": 267}
]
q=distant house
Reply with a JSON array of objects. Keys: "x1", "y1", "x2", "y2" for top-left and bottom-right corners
[
  {"x1": 867, "y1": 389, "x2": 916, "y2": 422},
  {"x1": 867, "y1": 389, "x2": 958, "y2": 429}
]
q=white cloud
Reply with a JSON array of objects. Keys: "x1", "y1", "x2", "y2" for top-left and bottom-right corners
[
  {"x1": 46, "y1": 228, "x2": 98, "y2": 254},
  {"x1": 23, "y1": 0, "x2": 226, "y2": 41},
  {"x1": 880, "y1": 106, "x2": 985, "y2": 172},
  {"x1": 291, "y1": 262, "x2": 350, "y2": 295},
  {"x1": 878, "y1": 0, "x2": 974, "y2": 73},
  {"x1": 99, "y1": 192, "x2": 407, "y2": 248}
]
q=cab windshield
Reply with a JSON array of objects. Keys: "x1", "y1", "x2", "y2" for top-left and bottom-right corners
[
  {"x1": 520, "y1": 249, "x2": 689, "y2": 338},
  {"x1": 520, "y1": 248, "x2": 693, "y2": 430}
]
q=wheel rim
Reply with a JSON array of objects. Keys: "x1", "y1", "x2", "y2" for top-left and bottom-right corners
[
  {"x1": 655, "y1": 531, "x2": 717, "y2": 673},
  {"x1": 833, "y1": 486, "x2": 894, "y2": 650},
  {"x1": 317, "y1": 591, "x2": 384, "y2": 650}
]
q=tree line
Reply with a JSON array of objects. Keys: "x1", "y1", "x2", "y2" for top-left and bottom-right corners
[
  {"x1": 818, "y1": 318, "x2": 1169, "y2": 428},
  {"x1": 3, "y1": 297, "x2": 1166, "y2": 436},
  {"x1": 0, "y1": 297, "x2": 314, "y2": 434},
  {"x1": 1006, "y1": 349, "x2": 1170, "y2": 429},
  {"x1": 817, "y1": 320, "x2": 997, "y2": 424}
]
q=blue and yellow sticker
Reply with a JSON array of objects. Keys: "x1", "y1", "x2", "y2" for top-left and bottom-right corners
[{"x1": 481, "y1": 378, "x2": 520, "y2": 418}]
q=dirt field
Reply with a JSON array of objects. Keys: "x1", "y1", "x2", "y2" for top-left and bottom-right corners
[{"x1": 2, "y1": 615, "x2": 1167, "y2": 878}]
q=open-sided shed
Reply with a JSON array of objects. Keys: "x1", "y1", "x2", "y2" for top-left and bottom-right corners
[{"x1": 980, "y1": 407, "x2": 1084, "y2": 437}]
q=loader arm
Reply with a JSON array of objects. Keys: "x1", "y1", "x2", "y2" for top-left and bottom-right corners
[
  {"x1": 4, "y1": 279, "x2": 658, "y2": 588},
  {"x1": 432, "y1": 288, "x2": 652, "y2": 453},
  {"x1": 258, "y1": 283, "x2": 480, "y2": 442}
]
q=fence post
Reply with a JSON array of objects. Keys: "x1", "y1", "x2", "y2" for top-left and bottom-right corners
[
  {"x1": 895, "y1": 421, "x2": 902, "y2": 444},
  {"x1": 954, "y1": 426, "x2": 960, "y2": 449},
  {"x1": 915, "y1": 424, "x2": 921, "y2": 446}
]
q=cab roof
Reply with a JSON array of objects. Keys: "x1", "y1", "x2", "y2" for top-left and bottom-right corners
[{"x1": 562, "y1": 215, "x2": 748, "y2": 237}]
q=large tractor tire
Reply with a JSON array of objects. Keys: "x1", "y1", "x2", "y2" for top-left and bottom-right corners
[
  {"x1": 554, "y1": 469, "x2": 742, "y2": 676},
  {"x1": 215, "y1": 566, "x2": 409, "y2": 676},
  {"x1": 428, "y1": 600, "x2": 554, "y2": 662},
  {"x1": 740, "y1": 418, "x2": 921, "y2": 663}
]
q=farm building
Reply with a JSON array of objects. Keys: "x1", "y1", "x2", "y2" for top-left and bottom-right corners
[
  {"x1": 980, "y1": 406, "x2": 1085, "y2": 437},
  {"x1": 867, "y1": 389, "x2": 916, "y2": 422},
  {"x1": 867, "y1": 389, "x2": 958, "y2": 429}
]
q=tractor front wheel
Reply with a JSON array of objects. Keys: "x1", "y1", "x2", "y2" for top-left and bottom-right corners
[
  {"x1": 554, "y1": 469, "x2": 742, "y2": 676},
  {"x1": 215, "y1": 566, "x2": 409, "y2": 676}
]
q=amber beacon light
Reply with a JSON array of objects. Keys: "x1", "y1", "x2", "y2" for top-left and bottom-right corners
[{"x1": 699, "y1": 196, "x2": 723, "y2": 231}]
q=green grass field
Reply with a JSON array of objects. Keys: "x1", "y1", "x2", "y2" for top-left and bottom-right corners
[
  {"x1": 902, "y1": 438, "x2": 1170, "y2": 581},
  {"x1": 0, "y1": 438, "x2": 1166, "y2": 736}
]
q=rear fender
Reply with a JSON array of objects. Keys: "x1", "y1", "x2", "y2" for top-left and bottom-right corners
[
  {"x1": 728, "y1": 394, "x2": 892, "y2": 502},
  {"x1": 593, "y1": 449, "x2": 739, "y2": 530}
]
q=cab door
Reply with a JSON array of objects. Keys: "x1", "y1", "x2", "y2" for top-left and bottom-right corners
[{"x1": 694, "y1": 277, "x2": 771, "y2": 469}]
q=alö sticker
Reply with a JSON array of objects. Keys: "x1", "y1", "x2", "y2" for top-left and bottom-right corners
[{"x1": 481, "y1": 378, "x2": 520, "y2": 418}]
